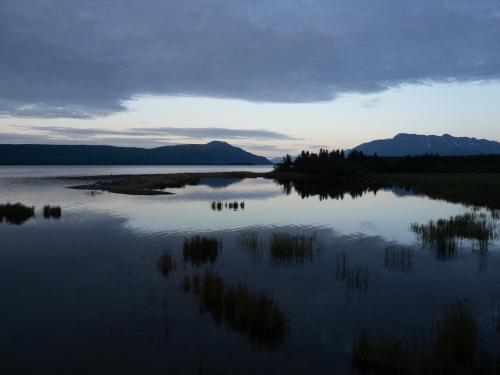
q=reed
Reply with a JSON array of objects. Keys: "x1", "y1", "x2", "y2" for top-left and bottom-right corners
[
  {"x1": 384, "y1": 246, "x2": 412, "y2": 273},
  {"x1": 182, "y1": 272, "x2": 289, "y2": 347},
  {"x1": 238, "y1": 232, "x2": 264, "y2": 263},
  {"x1": 183, "y1": 236, "x2": 220, "y2": 267},
  {"x1": 336, "y1": 252, "x2": 372, "y2": 293},
  {"x1": 270, "y1": 233, "x2": 319, "y2": 266},
  {"x1": 43, "y1": 205, "x2": 62, "y2": 219},
  {"x1": 352, "y1": 300, "x2": 498, "y2": 374},
  {"x1": 157, "y1": 253, "x2": 176, "y2": 277},
  {"x1": 0, "y1": 202, "x2": 35, "y2": 225},
  {"x1": 411, "y1": 212, "x2": 497, "y2": 259}
]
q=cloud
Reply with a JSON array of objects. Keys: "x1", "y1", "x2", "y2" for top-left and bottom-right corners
[
  {"x1": 13, "y1": 125, "x2": 295, "y2": 140},
  {"x1": 1, "y1": 1, "x2": 500, "y2": 118}
]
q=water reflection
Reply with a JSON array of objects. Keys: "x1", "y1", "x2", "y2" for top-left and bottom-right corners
[
  {"x1": 183, "y1": 236, "x2": 220, "y2": 267},
  {"x1": 384, "y1": 246, "x2": 413, "y2": 273},
  {"x1": 275, "y1": 179, "x2": 389, "y2": 201},
  {"x1": 352, "y1": 300, "x2": 499, "y2": 374},
  {"x1": 182, "y1": 272, "x2": 289, "y2": 347},
  {"x1": 0, "y1": 202, "x2": 35, "y2": 225},
  {"x1": 411, "y1": 212, "x2": 498, "y2": 260}
]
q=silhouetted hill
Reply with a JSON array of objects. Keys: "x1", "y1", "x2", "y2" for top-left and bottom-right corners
[
  {"x1": 0, "y1": 141, "x2": 272, "y2": 165},
  {"x1": 353, "y1": 133, "x2": 500, "y2": 156}
]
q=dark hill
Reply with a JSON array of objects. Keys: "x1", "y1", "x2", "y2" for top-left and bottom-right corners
[{"x1": 0, "y1": 141, "x2": 272, "y2": 165}]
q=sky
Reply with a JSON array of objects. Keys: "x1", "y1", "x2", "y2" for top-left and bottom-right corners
[{"x1": 1, "y1": 0, "x2": 500, "y2": 157}]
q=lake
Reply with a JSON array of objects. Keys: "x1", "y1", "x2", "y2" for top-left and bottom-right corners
[{"x1": 1, "y1": 166, "x2": 499, "y2": 374}]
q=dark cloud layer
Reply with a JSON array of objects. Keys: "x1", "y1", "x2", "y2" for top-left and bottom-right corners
[{"x1": 1, "y1": 0, "x2": 499, "y2": 118}]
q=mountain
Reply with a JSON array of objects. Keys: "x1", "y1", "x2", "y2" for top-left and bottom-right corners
[
  {"x1": 352, "y1": 133, "x2": 500, "y2": 156},
  {"x1": 0, "y1": 141, "x2": 272, "y2": 165}
]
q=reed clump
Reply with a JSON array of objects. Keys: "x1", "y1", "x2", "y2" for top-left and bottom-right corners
[
  {"x1": 182, "y1": 272, "x2": 288, "y2": 347},
  {"x1": 270, "y1": 233, "x2": 319, "y2": 266},
  {"x1": 411, "y1": 212, "x2": 497, "y2": 259},
  {"x1": 352, "y1": 301, "x2": 499, "y2": 374},
  {"x1": 0, "y1": 202, "x2": 35, "y2": 225},
  {"x1": 238, "y1": 232, "x2": 264, "y2": 263},
  {"x1": 336, "y1": 252, "x2": 372, "y2": 293},
  {"x1": 384, "y1": 246, "x2": 412, "y2": 273},
  {"x1": 157, "y1": 253, "x2": 176, "y2": 277},
  {"x1": 43, "y1": 205, "x2": 62, "y2": 219},
  {"x1": 183, "y1": 236, "x2": 220, "y2": 267}
]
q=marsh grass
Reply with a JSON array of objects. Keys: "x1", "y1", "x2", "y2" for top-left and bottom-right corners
[
  {"x1": 384, "y1": 246, "x2": 412, "y2": 273},
  {"x1": 43, "y1": 205, "x2": 62, "y2": 219},
  {"x1": 352, "y1": 301, "x2": 499, "y2": 374},
  {"x1": 183, "y1": 236, "x2": 220, "y2": 267},
  {"x1": 336, "y1": 253, "x2": 373, "y2": 293},
  {"x1": 411, "y1": 212, "x2": 497, "y2": 259},
  {"x1": 238, "y1": 232, "x2": 264, "y2": 263},
  {"x1": 211, "y1": 201, "x2": 245, "y2": 211},
  {"x1": 182, "y1": 272, "x2": 289, "y2": 347},
  {"x1": 157, "y1": 253, "x2": 176, "y2": 277},
  {"x1": 0, "y1": 202, "x2": 35, "y2": 225},
  {"x1": 270, "y1": 233, "x2": 319, "y2": 266}
]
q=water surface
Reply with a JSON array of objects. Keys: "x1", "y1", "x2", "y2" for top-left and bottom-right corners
[{"x1": 1, "y1": 166, "x2": 499, "y2": 374}]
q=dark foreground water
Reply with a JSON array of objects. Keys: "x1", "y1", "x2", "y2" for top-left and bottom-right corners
[{"x1": 1, "y1": 167, "x2": 499, "y2": 374}]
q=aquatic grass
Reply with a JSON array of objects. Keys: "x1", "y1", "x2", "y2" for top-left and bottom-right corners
[
  {"x1": 352, "y1": 300, "x2": 499, "y2": 374},
  {"x1": 211, "y1": 201, "x2": 245, "y2": 211},
  {"x1": 0, "y1": 202, "x2": 35, "y2": 225},
  {"x1": 384, "y1": 246, "x2": 412, "y2": 273},
  {"x1": 183, "y1": 236, "x2": 220, "y2": 267},
  {"x1": 238, "y1": 232, "x2": 264, "y2": 263},
  {"x1": 270, "y1": 233, "x2": 319, "y2": 266},
  {"x1": 43, "y1": 205, "x2": 62, "y2": 219},
  {"x1": 336, "y1": 252, "x2": 373, "y2": 293},
  {"x1": 411, "y1": 212, "x2": 497, "y2": 259},
  {"x1": 157, "y1": 253, "x2": 176, "y2": 277},
  {"x1": 182, "y1": 272, "x2": 289, "y2": 347}
]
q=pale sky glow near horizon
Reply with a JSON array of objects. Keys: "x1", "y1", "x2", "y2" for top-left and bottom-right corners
[{"x1": 1, "y1": 1, "x2": 500, "y2": 157}]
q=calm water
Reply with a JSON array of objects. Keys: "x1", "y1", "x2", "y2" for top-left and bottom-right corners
[{"x1": 1, "y1": 166, "x2": 499, "y2": 374}]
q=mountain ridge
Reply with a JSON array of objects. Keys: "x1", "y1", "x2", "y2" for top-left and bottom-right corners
[
  {"x1": 352, "y1": 133, "x2": 500, "y2": 156},
  {"x1": 0, "y1": 141, "x2": 272, "y2": 165}
]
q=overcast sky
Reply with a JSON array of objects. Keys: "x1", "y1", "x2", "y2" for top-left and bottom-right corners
[{"x1": 1, "y1": 0, "x2": 500, "y2": 156}]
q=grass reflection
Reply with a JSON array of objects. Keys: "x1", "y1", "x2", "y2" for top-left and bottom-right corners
[
  {"x1": 0, "y1": 202, "x2": 35, "y2": 225},
  {"x1": 238, "y1": 232, "x2": 264, "y2": 264},
  {"x1": 183, "y1": 236, "x2": 220, "y2": 267},
  {"x1": 182, "y1": 272, "x2": 289, "y2": 347},
  {"x1": 157, "y1": 253, "x2": 176, "y2": 277}
]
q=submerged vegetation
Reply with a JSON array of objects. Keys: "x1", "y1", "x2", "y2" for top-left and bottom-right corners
[
  {"x1": 183, "y1": 236, "x2": 220, "y2": 267},
  {"x1": 384, "y1": 246, "x2": 413, "y2": 273},
  {"x1": 411, "y1": 212, "x2": 498, "y2": 259},
  {"x1": 352, "y1": 300, "x2": 499, "y2": 374},
  {"x1": 0, "y1": 203, "x2": 35, "y2": 225},
  {"x1": 43, "y1": 205, "x2": 61, "y2": 219},
  {"x1": 182, "y1": 272, "x2": 289, "y2": 347},
  {"x1": 270, "y1": 233, "x2": 319, "y2": 266},
  {"x1": 336, "y1": 252, "x2": 375, "y2": 293}
]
